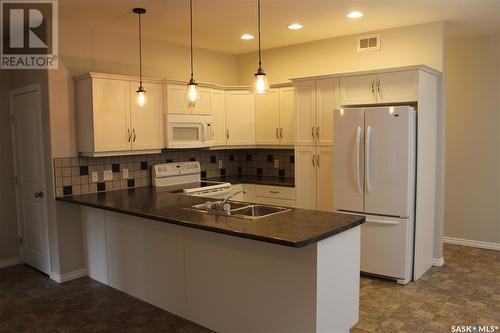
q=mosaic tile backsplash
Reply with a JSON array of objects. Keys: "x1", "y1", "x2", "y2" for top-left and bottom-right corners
[{"x1": 54, "y1": 149, "x2": 294, "y2": 197}]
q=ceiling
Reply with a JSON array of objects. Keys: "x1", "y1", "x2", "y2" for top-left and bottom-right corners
[{"x1": 59, "y1": 0, "x2": 500, "y2": 54}]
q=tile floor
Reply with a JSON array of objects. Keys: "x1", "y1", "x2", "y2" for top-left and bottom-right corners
[{"x1": 0, "y1": 244, "x2": 498, "y2": 333}]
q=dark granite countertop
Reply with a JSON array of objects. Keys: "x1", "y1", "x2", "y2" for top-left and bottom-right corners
[
  {"x1": 56, "y1": 187, "x2": 364, "y2": 248},
  {"x1": 207, "y1": 175, "x2": 295, "y2": 187}
]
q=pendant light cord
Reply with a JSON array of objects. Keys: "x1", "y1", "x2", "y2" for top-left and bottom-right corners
[
  {"x1": 190, "y1": 0, "x2": 194, "y2": 80},
  {"x1": 138, "y1": 12, "x2": 143, "y2": 86},
  {"x1": 257, "y1": 0, "x2": 262, "y2": 68}
]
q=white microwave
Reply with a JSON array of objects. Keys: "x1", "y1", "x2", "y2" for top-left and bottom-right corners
[{"x1": 165, "y1": 114, "x2": 214, "y2": 148}]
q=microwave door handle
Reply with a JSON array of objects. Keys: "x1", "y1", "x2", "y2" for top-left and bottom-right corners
[{"x1": 202, "y1": 123, "x2": 207, "y2": 142}]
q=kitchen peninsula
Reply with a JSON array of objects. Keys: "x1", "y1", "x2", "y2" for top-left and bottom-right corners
[{"x1": 59, "y1": 187, "x2": 364, "y2": 333}]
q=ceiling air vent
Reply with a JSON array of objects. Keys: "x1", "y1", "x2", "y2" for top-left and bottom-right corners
[{"x1": 357, "y1": 34, "x2": 380, "y2": 52}]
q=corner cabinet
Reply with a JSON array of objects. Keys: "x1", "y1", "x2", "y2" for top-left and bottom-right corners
[
  {"x1": 225, "y1": 90, "x2": 255, "y2": 145},
  {"x1": 165, "y1": 83, "x2": 212, "y2": 114},
  {"x1": 254, "y1": 87, "x2": 294, "y2": 145},
  {"x1": 75, "y1": 73, "x2": 163, "y2": 157}
]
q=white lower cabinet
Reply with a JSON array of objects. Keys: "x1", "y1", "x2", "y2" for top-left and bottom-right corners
[
  {"x1": 230, "y1": 183, "x2": 296, "y2": 207},
  {"x1": 295, "y1": 145, "x2": 334, "y2": 211}
]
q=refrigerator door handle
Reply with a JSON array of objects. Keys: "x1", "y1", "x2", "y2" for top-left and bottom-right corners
[
  {"x1": 355, "y1": 126, "x2": 362, "y2": 193},
  {"x1": 365, "y1": 126, "x2": 372, "y2": 193}
]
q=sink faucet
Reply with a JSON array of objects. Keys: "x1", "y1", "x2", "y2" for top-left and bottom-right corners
[{"x1": 221, "y1": 189, "x2": 247, "y2": 206}]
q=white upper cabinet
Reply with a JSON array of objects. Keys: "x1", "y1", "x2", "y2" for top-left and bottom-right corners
[
  {"x1": 166, "y1": 83, "x2": 211, "y2": 114},
  {"x1": 316, "y1": 78, "x2": 338, "y2": 146},
  {"x1": 339, "y1": 74, "x2": 377, "y2": 105},
  {"x1": 255, "y1": 90, "x2": 280, "y2": 144},
  {"x1": 130, "y1": 81, "x2": 163, "y2": 151},
  {"x1": 279, "y1": 87, "x2": 295, "y2": 145},
  {"x1": 295, "y1": 78, "x2": 338, "y2": 146},
  {"x1": 225, "y1": 90, "x2": 255, "y2": 145},
  {"x1": 376, "y1": 71, "x2": 418, "y2": 104},
  {"x1": 295, "y1": 80, "x2": 316, "y2": 145},
  {"x1": 75, "y1": 74, "x2": 163, "y2": 156},
  {"x1": 90, "y1": 78, "x2": 131, "y2": 153},
  {"x1": 210, "y1": 89, "x2": 226, "y2": 146},
  {"x1": 254, "y1": 87, "x2": 295, "y2": 145},
  {"x1": 340, "y1": 71, "x2": 418, "y2": 105}
]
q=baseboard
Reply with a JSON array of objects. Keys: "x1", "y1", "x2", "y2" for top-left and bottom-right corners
[
  {"x1": 443, "y1": 237, "x2": 500, "y2": 251},
  {"x1": 432, "y1": 257, "x2": 444, "y2": 266},
  {"x1": 50, "y1": 268, "x2": 87, "y2": 283},
  {"x1": 0, "y1": 257, "x2": 21, "y2": 269}
]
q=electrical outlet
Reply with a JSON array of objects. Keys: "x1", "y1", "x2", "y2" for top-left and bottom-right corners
[
  {"x1": 103, "y1": 170, "x2": 113, "y2": 181},
  {"x1": 122, "y1": 169, "x2": 129, "y2": 179},
  {"x1": 218, "y1": 160, "x2": 223, "y2": 169},
  {"x1": 91, "y1": 172, "x2": 99, "y2": 183},
  {"x1": 274, "y1": 159, "x2": 280, "y2": 169}
]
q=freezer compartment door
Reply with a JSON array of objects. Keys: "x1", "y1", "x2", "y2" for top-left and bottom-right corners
[
  {"x1": 360, "y1": 215, "x2": 413, "y2": 281},
  {"x1": 364, "y1": 106, "x2": 416, "y2": 217},
  {"x1": 333, "y1": 108, "x2": 365, "y2": 212}
]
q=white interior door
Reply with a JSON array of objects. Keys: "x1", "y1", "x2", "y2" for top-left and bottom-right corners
[
  {"x1": 130, "y1": 81, "x2": 163, "y2": 151},
  {"x1": 333, "y1": 108, "x2": 364, "y2": 212},
  {"x1": 364, "y1": 106, "x2": 416, "y2": 217},
  {"x1": 10, "y1": 84, "x2": 50, "y2": 274}
]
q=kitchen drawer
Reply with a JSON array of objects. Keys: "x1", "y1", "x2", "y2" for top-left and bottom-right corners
[
  {"x1": 255, "y1": 185, "x2": 296, "y2": 201},
  {"x1": 253, "y1": 196, "x2": 296, "y2": 208}
]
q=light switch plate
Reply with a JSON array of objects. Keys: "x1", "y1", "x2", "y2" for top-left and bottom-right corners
[
  {"x1": 91, "y1": 171, "x2": 98, "y2": 183},
  {"x1": 103, "y1": 170, "x2": 113, "y2": 181},
  {"x1": 274, "y1": 160, "x2": 280, "y2": 169},
  {"x1": 122, "y1": 169, "x2": 129, "y2": 179},
  {"x1": 218, "y1": 160, "x2": 223, "y2": 169}
]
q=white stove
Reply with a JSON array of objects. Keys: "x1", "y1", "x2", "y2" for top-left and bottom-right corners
[{"x1": 152, "y1": 162, "x2": 232, "y2": 199}]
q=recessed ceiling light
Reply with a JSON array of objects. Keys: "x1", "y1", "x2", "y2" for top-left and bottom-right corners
[
  {"x1": 241, "y1": 33, "x2": 255, "y2": 40},
  {"x1": 347, "y1": 11, "x2": 364, "y2": 19},
  {"x1": 288, "y1": 23, "x2": 303, "y2": 30}
]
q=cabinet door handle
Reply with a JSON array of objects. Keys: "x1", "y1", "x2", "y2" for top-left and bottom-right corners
[
  {"x1": 312, "y1": 154, "x2": 315, "y2": 167},
  {"x1": 377, "y1": 79, "x2": 381, "y2": 96},
  {"x1": 317, "y1": 154, "x2": 320, "y2": 167},
  {"x1": 276, "y1": 128, "x2": 279, "y2": 139},
  {"x1": 128, "y1": 129, "x2": 131, "y2": 142},
  {"x1": 316, "y1": 126, "x2": 319, "y2": 139},
  {"x1": 269, "y1": 190, "x2": 280, "y2": 194},
  {"x1": 34, "y1": 191, "x2": 44, "y2": 198},
  {"x1": 280, "y1": 128, "x2": 283, "y2": 139},
  {"x1": 226, "y1": 129, "x2": 229, "y2": 139},
  {"x1": 133, "y1": 129, "x2": 136, "y2": 142},
  {"x1": 371, "y1": 81, "x2": 375, "y2": 95},
  {"x1": 311, "y1": 126, "x2": 315, "y2": 139}
]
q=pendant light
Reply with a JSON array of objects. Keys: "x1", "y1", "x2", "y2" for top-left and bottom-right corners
[
  {"x1": 186, "y1": 0, "x2": 200, "y2": 108},
  {"x1": 133, "y1": 7, "x2": 146, "y2": 107},
  {"x1": 253, "y1": 0, "x2": 270, "y2": 94}
]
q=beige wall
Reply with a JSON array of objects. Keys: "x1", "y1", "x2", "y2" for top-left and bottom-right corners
[
  {"x1": 444, "y1": 34, "x2": 500, "y2": 245},
  {"x1": 237, "y1": 22, "x2": 445, "y2": 84},
  {"x1": 0, "y1": 71, "x2": 20, "y2": 261}
]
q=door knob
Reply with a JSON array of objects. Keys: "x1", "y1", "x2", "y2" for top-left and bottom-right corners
[{"x1": 34, "y1": 191, "x2": 44, "y2": 198}]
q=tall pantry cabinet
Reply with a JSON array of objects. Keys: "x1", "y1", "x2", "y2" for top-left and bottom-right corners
[{"x1": 294, "y1": 78, "x2": 339, "y2": 212}]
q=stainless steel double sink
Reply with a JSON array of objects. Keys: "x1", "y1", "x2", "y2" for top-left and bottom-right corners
[{"x1": 189, "y1": 201, "x2": 291, "y2": 220}]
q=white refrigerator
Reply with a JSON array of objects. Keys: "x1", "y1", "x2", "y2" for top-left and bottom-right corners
[{"x1": 333, "y1": 106, "x2": 416, "y2": 284}]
